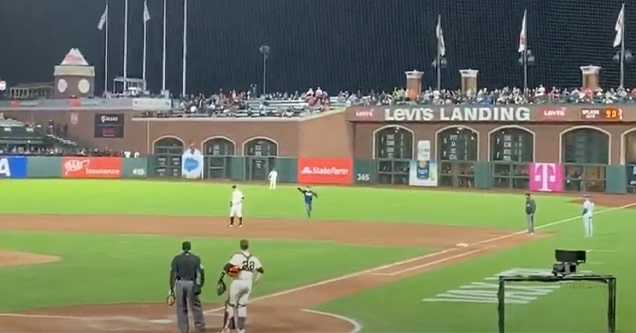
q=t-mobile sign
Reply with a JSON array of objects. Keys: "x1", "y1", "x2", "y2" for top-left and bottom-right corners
[{"x1": 529, "y1": 163, "x2": 564, "y2": 192}]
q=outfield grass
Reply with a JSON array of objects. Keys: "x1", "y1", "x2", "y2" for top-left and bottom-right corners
[
  {"x1": 1, "y1": 179, "x2": 581, "y2": 228},
  {"x1": 0, "y1": 179, "x2": 635, "y2": 332}
]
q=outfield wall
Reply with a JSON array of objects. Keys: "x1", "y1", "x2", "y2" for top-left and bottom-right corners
[{"x1": 0, "y1": 155, "x2": 630, "y2": 195}]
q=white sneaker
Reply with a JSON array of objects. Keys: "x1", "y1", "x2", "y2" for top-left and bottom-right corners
[
  {"x1": 228, "y1": 224, "x2": 233, "y2": 228},
  {"x1": 530, "y1": 232, "x2": 534, "y2": 235},
  {"x1": 238, "y1": 224, "x2": 243, "y2": 228}
]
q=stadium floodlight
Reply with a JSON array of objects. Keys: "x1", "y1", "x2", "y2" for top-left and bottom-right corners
[
  {"x1": 259, "y1": 45, "x2": 270, "y2": 96},
  {"x1": 497, "y1": 249, "x2": 616, "y2": 333}
]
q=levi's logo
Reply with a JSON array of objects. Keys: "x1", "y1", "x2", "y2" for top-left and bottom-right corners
[
  {"x1": 355, "y1": 109, "x2": 374, "y2": 118},
  {"x1": 542, "y1": 107, "x2": 566, "y2": 118}
]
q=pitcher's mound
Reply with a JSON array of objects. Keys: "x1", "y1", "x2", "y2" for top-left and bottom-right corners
[{"x1": 0, "y1": 250, "x2": 60, "y2": 267}]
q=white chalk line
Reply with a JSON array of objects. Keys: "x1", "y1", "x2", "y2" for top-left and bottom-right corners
[
  {"x1": 370, "y1": 248, "x2": 484, "y2": 277},
  {"x1": 1, "y1": 202, "x2": 634, "y2": 325},
  {"x1": 301, "y1": 309, "x2": 362, "y2": 333}
]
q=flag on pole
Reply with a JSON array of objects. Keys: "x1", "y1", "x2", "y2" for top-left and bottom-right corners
[
  {"x1": 614, "y1": 4, "x2": 625, "y2": 48},
  {"x1": 436, "y1": 15, "x2": 445, "y2": 57},
  {"x1": 97, "y1": 3, "x2": 108, "y2": 30},
  {"x1": 518, "y1": 10, "x2": 527, "y2": 53},
  {"x1": 144, "y1": 0, "x2": 151, "y2": 22}
]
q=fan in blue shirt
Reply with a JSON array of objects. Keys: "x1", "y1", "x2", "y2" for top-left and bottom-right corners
[{"x1": 297, "y1": 186, "x2": 318, "y2": 218}]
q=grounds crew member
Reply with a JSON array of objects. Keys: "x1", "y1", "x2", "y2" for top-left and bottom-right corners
[{"x1": 169, "y1": 241, "x2": 206, "y2": 333}]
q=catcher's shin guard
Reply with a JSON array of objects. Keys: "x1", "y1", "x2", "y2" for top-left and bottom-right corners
[{"x1": 222, "y1": 303, "x2": 236, "y2": 330}]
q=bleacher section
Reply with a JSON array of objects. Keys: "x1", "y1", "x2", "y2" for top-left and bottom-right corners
[{"x1": 163, "y1": 96, "x2": 343, "y2": 118}]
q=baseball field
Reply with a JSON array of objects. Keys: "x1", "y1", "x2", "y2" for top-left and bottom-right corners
[{"x1": 0, "y1": 179, "x2": 633, "y2": 332}]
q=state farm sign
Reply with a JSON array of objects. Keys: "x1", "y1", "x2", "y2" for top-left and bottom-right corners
[
  {"x1": 384, "y1": 106, "x2": 532, "y2": 122},
  {"x1": 297, "y1": 158, "x2": 353, "y2": 185}
]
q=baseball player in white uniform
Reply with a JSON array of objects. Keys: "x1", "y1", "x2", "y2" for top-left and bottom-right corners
[
  {"x1": 268, "y1": 169, "x2": 278, "y2": 190},
  {"x1": 582, "y1": 193, "x2": 594, "y2": 237},
  {"x1": 229, "y1": 185, "x2": 244, "y2": 228},
  {"x1": 220, "y1": 239, "x2": 263, "y2": 333}
]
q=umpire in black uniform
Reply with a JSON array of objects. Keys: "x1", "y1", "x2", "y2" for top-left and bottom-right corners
[
  {"x1": 525, "y1": 193, "x2": 536, "y2": 235},
  {"x1": 170, "y1": 241, "x2": 206, "y2": 333}
]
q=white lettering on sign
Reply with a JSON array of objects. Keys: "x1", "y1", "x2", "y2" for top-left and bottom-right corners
[
  {"x1": 101, "y1": 115, "x2": 120, "y2": 122},
  {"x1": 543, "y1": 109, "x2": 566, "y2": 117},
  {"x1": 0, "y1": 158, "x2": 10, "y2": 177},
  {"x1": 301, "y1": 166, "x2": 349, "y2": 176},
  {"x1": 384, "y1": 107, "x2": 531, "y2": 122}
]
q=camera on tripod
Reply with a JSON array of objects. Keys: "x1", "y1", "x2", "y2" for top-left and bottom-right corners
[{"x1": 552, "y1": 249, "x2": 586, "y2": 277}]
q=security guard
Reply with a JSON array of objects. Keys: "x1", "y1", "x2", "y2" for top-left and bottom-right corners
[{"x1": 169, "y1": 241, "x2": 206, "y2": 333}]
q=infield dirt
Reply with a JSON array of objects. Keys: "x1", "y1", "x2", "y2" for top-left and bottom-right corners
[{"x1": 0, "y1": 214, "x2": 549, "y2": 333}]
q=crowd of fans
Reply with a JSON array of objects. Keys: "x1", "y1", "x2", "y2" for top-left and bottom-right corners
[
  {"x1": 161, "y1": 85, "x2": 636, "y2": 116},
  {"x1": 0, "y1": 116, "x2": 139, "y2": 157},
  {"x1": 159, "y1": 87, "x2": 335, "y2": 118},
  {"x1": 342, "y1": 85, "x2": 636, "y2": 106}
]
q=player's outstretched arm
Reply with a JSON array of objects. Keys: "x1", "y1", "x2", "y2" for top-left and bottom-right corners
[{"x1": 296, "y1": 187, "x2": 304, "y2": 193}]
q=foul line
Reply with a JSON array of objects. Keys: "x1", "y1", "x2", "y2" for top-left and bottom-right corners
[
  {"x1": 371, "y1": 248, "x2": 483, "y2": 277},
  {"x1": 204, "y1": 202, "x2": 636, "y2": 314}
]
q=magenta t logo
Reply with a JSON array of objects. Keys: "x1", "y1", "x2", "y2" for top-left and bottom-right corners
[{"x1": 529, "y1": 163, "x2": 564, "y2": 192}]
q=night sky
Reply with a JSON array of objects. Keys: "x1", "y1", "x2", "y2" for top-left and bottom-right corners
[{"x1": 0, "y1": 0, "x2": 632, "y2": 95}]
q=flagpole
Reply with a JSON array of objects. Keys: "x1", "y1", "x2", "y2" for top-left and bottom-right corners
[
  {"x1": 104, "y1": 0, "x2": 109, "y2": 92},
  {"x1": 620, "y1": 3, "x2": 625, "y2": 88},
  {"x1": 162, "y1": 0, "x2": 167, "y2": 92},
  {"x1": 436, "y1": 14, "x2": 442, "y2": 91},
  {"x1": 123, "y1": 0, "x2": 129, "y2": 92},
  {"x1": 520, "y1": 10, "x2": 528, "y2": 91},
  {"x1": 436, "y1": 41, "x2": 441, "y2": 91},
  {"x1": 142, "y1": 0, "x2": 148, "y2": 91},
  {"x1": 523, "y1": 52, "x2": 528, "y2": 91},
  {"x1": 182, "y1": 0, "x2": 188, "y2": 97}
]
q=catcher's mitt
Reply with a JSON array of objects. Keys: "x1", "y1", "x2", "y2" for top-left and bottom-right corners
[
  {"x1": 216, "y1": 279, "x2": 227, "y2": 296},
  {"x1": 166, "y1": 292, "x2": 176, "y2": 306}
]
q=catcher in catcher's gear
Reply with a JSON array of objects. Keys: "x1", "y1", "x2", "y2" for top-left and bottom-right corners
[
  {"x1": 169, "y1": 241, "x2": 206, "y2": 333},
  {"x1": 217, "y1": 239, "x2": 263, "y2": 333}
]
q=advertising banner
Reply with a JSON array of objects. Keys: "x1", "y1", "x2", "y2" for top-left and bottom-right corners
[
  {"x1": 297, "y1": 158, "x2": 353, "y2": 185},
  {"x1": 122, "y1": 158, "x2": 148, "y2": 178},
  {"x1": 0, "y1": 156, "x2": 28, "y2": 178},
  {"x1": 62, "y1": 157, "x2": 122, "y2": 179},
  {"x1": 94, "y1": 113, "x2": 125, "y2": 138},
  {"x1": 529, "y1": 163, "x2": 564, "y2": 192},
  {"x1": 408, "y1": 160, "x2": 438, "y2": 186},
  {"x1": 344, "y1": 104, "x2": 636, "y2": 123},
  {"x1": 182, "y1": 149, "x2": 204, "y2": 179}
]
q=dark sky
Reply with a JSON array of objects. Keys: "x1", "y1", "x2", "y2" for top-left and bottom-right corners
[{"x1": 0, "y1": 0, "x2": 632, "y2": 94}]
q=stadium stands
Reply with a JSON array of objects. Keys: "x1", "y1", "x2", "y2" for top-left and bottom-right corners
[
  {"x1": 0, "y1": 115, "x2": 136, "y2": 157},
  {"x1": 343, "y1": 85, "x2": 636, "y2": 106}
]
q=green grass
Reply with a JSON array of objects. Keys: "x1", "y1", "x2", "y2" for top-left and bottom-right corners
[
  {"x1": 1, "y1": 179, "x2": 636, "y2": 332},
  {"x1": 0, "y1": 230, "x2": 429, "y2": 312},
  {"x1": 0, "y1": 179, "x2": 580, "y2": 228},
  {"x1": 319, "y1": 206, "x2": 636, "y2": 332}
]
